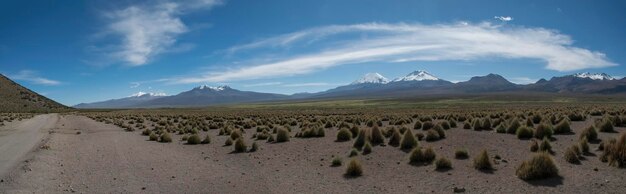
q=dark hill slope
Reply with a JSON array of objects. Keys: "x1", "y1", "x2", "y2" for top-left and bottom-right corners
[{"x1": 0, "y1": 74, "x2": 68, "y2": 112}]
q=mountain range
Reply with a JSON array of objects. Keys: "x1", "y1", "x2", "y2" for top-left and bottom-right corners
[{"x1": 73, "y1": 71, "x2": 626, "y2": 108}]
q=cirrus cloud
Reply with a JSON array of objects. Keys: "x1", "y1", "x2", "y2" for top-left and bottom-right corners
[
  {"x1": 8, "y1": 70, "x2": 62, "y2": 86},
  {"x1": 101, "y1": 0, "x2": 222, "y2": 66},
  {"x1": 494, "y1": 16, "x2": 513, "y2": 22},
  {"x1": 173, "y1": 22, "x2": 616, "y2": 84}
]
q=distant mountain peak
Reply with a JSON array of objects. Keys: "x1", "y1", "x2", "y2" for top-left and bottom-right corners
[
  {"x1": 572, "y1": 72, "x2": 615, "y2": 80},
  {"x1": 351, "y1": 73, "x2": 389, "y2": 85},
  {"x1": 392, "y1": 70, "x2": 439, "y2": 82},
  {"x1": 129, "y1": 91, "x2": 167, "y2": 98},
  {"x1": 194, "y1": 85, "x2": 231, "y2": 91}
]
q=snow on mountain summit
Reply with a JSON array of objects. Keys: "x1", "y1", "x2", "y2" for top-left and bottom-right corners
[
  {"x1": 392, "y1": 70, "x2": 440, "y2": 82},
  {"x1": 129, "y1": 92, "x2": 167, "y2": 97},
  {"x1": 195, "y1": 85, "x2": 231, "y2": 91},
  {"x1": 351, "y1": 73, "x2": 389, "y2": 85},
  {"x1": 573, "y1": 72, "x2": 615, "y2": 80}
]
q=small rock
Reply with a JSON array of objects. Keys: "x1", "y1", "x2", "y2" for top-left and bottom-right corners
[
  {"x1": 593, "y1": 167, "x2": 598, "y2": 171},
  {"x1": 453, "y1": 187, "x2": 466, "y2": 193},
  {"x1": 142, "y1": 187, "x2": 146, "y2": 190}
]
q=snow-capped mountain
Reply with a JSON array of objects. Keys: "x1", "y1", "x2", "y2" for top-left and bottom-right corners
[
  {"x1": 75, "y1": 91, "x2": 168, "y2": 109},
  {"x1": 135, "y1": 85, "x2": 287, "y2": 107},
  {"x1": 351, "y1": 73, "x2": 389, "y2": 85},
  {"x1": 572, "y1": 72, "x2": 615, "y2": 80},
  {"x1": 392, "y1": 70, "x2": 440, "y2": 82},
  {"x1": 129, "y1": 91, "x2": 167, "y2": 98},
  {"x1": 195, "y1": 85, "x2": 230, "y2": 91}
]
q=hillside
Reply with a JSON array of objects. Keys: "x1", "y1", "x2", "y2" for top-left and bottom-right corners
[{"x1": 0, "y1": 74, "x2": 68, "y2": 112}]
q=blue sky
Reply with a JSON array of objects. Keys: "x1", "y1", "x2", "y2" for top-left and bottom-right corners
[{"x1": 1, "y1": 0, "x2": 625, "y2": 106}]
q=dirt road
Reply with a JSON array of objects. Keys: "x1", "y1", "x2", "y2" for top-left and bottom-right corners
[{"x1": 0, "y1": 114, "x2": 57, "y2": 177}]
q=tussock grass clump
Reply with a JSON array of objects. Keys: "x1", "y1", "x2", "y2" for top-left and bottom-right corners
[
  {"x1": 400, "y1": 129, "x2": 418, "y2": 150},
  {"x1": 297, "y1": 126, "x2": 325, "y2": 138},
  {"x1": 409, "y1": 147, "x2": 436, "y2": 165},
  {"x1": 580, "y1": 126, "x2": 598, "y2": 141},
  {"x1": 415, "y1": 132, "x2": 424, "y2": 141},
  {"x1": 564, "y1": 145, "x2": 580, "y2": 164},
  {"x1": 553, "y1": 119, "x2": 572, "y2": 134},
  {"x1": 472, "y1": 119, "x2": 482, "y2": 131},
  {"x1": 425, "y1": 129, "x2": 440, "y2": 141},
  {"x1": 345, "y1": 159, "x2": 363, "y2": 177},
  {"x1": 433, "y1": 124, "x2": 446, "y2": 138},
  {"x1": 256, "y1": 132, "x2": 269, "y2": 140},
  {"x1": 187, "y1": 134, "x2": 201, "y2": 144},
  {"x1": 539, "y1": 138, "x2": 552, "y2": 153},
  {"x1": 142, "y1": 128, "x2": 151, "y2": 136},
  {"x1": 362, "y1": 142, "x2": 372, "y2": 155},
  {"x1": 336, "y1": 128, "x2": 352, "y2": 142},
  {"x1": 388, "y1": 128, "x2": 401, "y2": 147},
  {"x1": 353, "y1": 129, "x2": 368, "y2": 149},
  {"x1": 249, "y1": 142, "x2": 259, "y2": 152},
  {"x1": 473, "y1": 150, "x2": 493, "y2": 171},
  {"x1": 580, "y1": 138, "x2": 590, "y2": 153},
  {"x1": 331, "y1": 157, "x2": 342, "y2": 167},
  {"x1": 234, "y1": 138, "x2": 247, "y2": 153},
  {"x1": 601, "y1": 133, "x2": 626, "y2": 167},
  {"x1": 149, "y1": 132, "x2": 158, "y2": 141},
  {"x1": 481, "y1": 118, "x2": 492, "y2": 130},
  {"x1": 230, "y1": 129, "x2": 242, "y2": 140},
  {"x1": 225, "y1": 138, "x2": 233, "y2": 146},
  {"x1": 349, "y1": 125, "x2": 360, "y2": 138},
  {"x1": 422, "y1": 121, "x2": 434, "y2": 130},
  {"x1": 201, "y1": 134, "x2": 211, "y2": 144},
  {"x1": 495, "y1": 124, "x2": 506, "y2": 133},
  {"x1": 534, "y1": 123, "x2": 553, "y2": 139},
  {"x1": 160, "y1": 132, "x2": 172, "y2": 143},
  {"x1": 448, "y1": 119, "x2": 457, "y2": 128},
  {"x1": 370, "y1": 126, "x2": 385, "y2": 145},
  {"x1": 435, "y1": 157, "x2": 452, "y2": 170},
  {"x1": 530, "y1": 139, "x2": 539, "y2": 152},
  {"x1": 349, "y1": 148, "x2": 359, "y2": 157},
  {"x1": 516, "y1": 126, "x2": 533, "y2": 139},
  {"x1": 440, "y1": 121, "x2": 451, "y2": 130},
  {"x1": 463, "y1": 121, "x2": 471, "y2": 129},
  {"x1": 413, "y1": 121, "x2": 422, "y2": 130},
  {"x1": 455, "y1": 148, "x2": 469, "y2": 159},
  {"x1": 597, "y1": 119, "x2": 615, "y2": 133},
  {"x1": 507, "y1": 119, "x2": 521, "y2": 134},
  {"x1": 276, "y1": 127, "x2": 290, "y2": 142},
  {"x1": 423, "y1": 147, "x2": 436, "y2": 162},
  {"x1": 516, "y1": 153, "x2": 559, "y2": 180}
]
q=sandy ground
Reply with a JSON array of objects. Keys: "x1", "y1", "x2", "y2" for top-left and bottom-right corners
[
  {"x1": 0, "y1": 114, "x2": 57, "y2": 177},
  {"x1": 0, "y1": 114, "x2": 625, "y2": 193}
]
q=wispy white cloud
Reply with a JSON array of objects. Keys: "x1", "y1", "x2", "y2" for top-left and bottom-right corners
[
  {"x1": 509, "y1": 77, "x2": 538, "y2": 84},
  {"x1": 130, "y1": 82, "x2": 141, "y2": 88},
  {"x1": 102, "y1": 0, "x2": 221, "y2": 66},
  {"x1": 243, "y1": 82, "x2": 283, "y2": 87},
  {"x1": 171, "y1": 22, "x2": 616, "y2": 84},
  {"x1": 494, "y1": 16, "x2": 513, "y2": 22},
  {"x1": 282, "y1": 82, "x2": 341, "y2": 87},
  {"x1": 9, "y1": 70, "x2": 62, "y2": 86}
]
